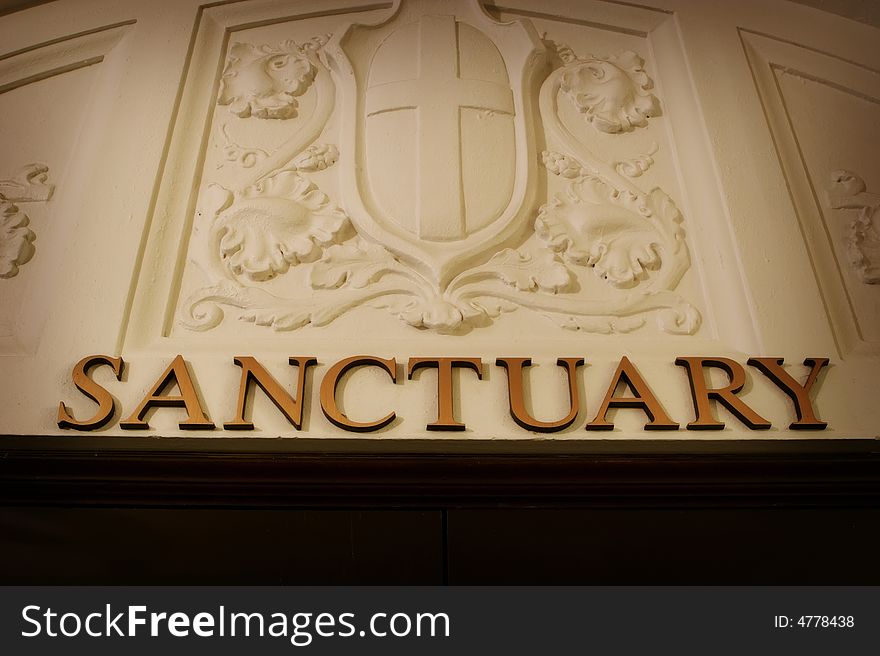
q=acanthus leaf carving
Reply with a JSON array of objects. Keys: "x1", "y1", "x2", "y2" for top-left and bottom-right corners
[
  {"x1": 826, "y1": 169, "x2": 880, "y2": 284},
  {"x1": 310, "y1": 238, "x2": 403, "y2": 290}
]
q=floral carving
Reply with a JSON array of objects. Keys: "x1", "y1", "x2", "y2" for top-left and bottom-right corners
[
  {"x1": 826, "y1": 169, "x2": 880, "y2": 284},
  {"x1": 218, "y1": 36, "x2": 327, "y2": 119},
  {"x1": 556, "y1": 44, "x2": 657, "y2": 133}
]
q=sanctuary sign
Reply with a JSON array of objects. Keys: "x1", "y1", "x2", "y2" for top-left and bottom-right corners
[
  {"x1": 57, "y1": 354, "x2": 829, "y2": 434},
  {"x1": 2, "y1": 0, "x2": 877, "y2": 447}
]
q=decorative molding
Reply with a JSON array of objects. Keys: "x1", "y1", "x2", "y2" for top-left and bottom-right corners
[
  {"x1": 0, "y1": 21, "x2": 133, "y2": 95},
  {"x1": 218, "y1": 37, "x2": 328, "y2": 119},
  {"x1": 0, "y1": 163, "x2": 53, "y2": 279},
  {"x1": 181, "y1": 0, "x2": 699, "y2": 336},
  {"x1": 826, "y1": 169, "x2": 880, "y2": 284}
]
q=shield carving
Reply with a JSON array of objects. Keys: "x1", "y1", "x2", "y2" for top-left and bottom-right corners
[{"x1": 326, "y1": 0, "x2": 547, "y2": 286}]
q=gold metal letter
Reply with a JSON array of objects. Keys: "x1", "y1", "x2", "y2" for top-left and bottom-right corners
[
  {"x1": 407, "y1": 357, "x2": 483, "y2": 431},
  {"x1": 675, "y1": 356, "x2": 770, "y2": 430},
  {"x1": 496, "y1": 357, "x2": 583, "y2": 432},
  {"x1": 57, "y1": 355, "x2": 124, "y2": 431},
  {"x1": 120, "y1": 355, "x2": 214, "y2": 430},
  {"x1": 586, "y1": 356, "x2": 679, "y2": 431},
  {"x1": 748, "y1": 357, "x2": 829, "y2": 429},
  {"x1": 320, "y1": 356, "x2": 397, "y2": 432},
  {"x1": 224, "y1": 356, "x2": 317, "y2": 430}
]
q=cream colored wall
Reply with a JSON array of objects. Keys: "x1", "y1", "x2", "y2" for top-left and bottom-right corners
[{"x1": 0, "y1": 0, "x2": 877, "y2": 449}]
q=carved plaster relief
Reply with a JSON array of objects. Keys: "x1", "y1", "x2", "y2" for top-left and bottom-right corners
[
  {"x1": 217, "y1": 37, "x2": 328, "y2": 119},
  {"x1": 827, "y1": 170, "x2": 880, "y2": 284},
  {"x1": 555, "y1": 43, "x2": 658, "y2": 134},
  {"x1": 0, "y1": 163, "x2": 53, "y2": 279},
  {"x1": 180, "y1": 0, "x2": 700, "y2": 336}
]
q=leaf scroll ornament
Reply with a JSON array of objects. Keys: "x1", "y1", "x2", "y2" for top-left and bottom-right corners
[
  {"x1": 213, "y1": 170, "x2": 350, "y2": 282},
  {"x1": 535, "y1": 171, "x2": 684, "y2": 289}
]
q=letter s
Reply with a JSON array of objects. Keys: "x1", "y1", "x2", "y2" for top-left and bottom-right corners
[
  {"x1": 57, "y1": 355, "x2": 124, "y2": 431},
  {"x1": 22, "y1": 605, "x2": 41, "y2": 637}
]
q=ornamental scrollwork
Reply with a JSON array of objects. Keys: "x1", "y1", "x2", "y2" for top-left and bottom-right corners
[{"x1": 184, "y1": 7, "x2": 699, "y2": 337}]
